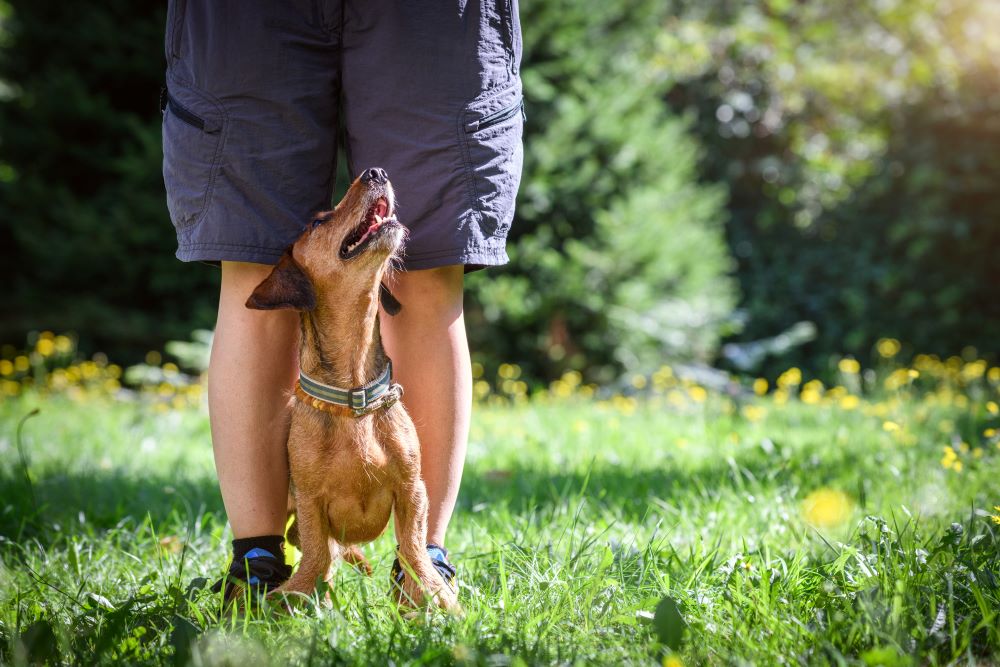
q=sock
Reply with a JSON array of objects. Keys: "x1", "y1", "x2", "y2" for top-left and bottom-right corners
[{"x1": 231, "y1": 535, "x2": 285, "y2": 563}]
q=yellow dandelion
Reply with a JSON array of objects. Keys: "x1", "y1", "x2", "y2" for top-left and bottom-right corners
[
  {"x1": 162, "y1": 362, "x2": 179, "y2": 374},
  {"x1": 953, "y1": 460, "x2": 964, "y2": 473},
  {"x1": 667, "y1": 390, "x2": 686, "y2": 407},
  {"x1": 987, "y1": 401, "x2": 999, "y2": 416},
  {"x1": 753, "y1": 378, "x2": 768, "y2": 396},
  {"x1": 54, "y1": 335, "x2": 73, "y2": 354},
  {"x1": 777, "y1": 367, "x2": 801, "y2": 389},
  {"x1": 839, "y1": 395, "x2": 860, "y2": 410},
  {"x1": 0, "y1": 359, "x2": 12, "y2": 376},
  {"x1": 884, "y1": 368, "x2": 914, "y2": 391},
  {"x1": 801, "y1": 388, "x2": 822, "y2": 405},
  {"x1": 35, "y1": 338, "x2": 55, "y2": 357},
  {"x1": 742, "y1": 405, "x2": 766, "y2": 422},
  {"x1": 688, "y1": 385, "x2": 707, "y2": 403},
  {"x1": 631, "y1": 374, "x2": 648, "y2": 390},
  {"x1": 471, "y1": 361, "x2": 483, "y2": 379},
  {"x1": 653, "y1": 365, "x2": 674, "y2": 390},
  {"x1": 988, "y1": 367, "x2": 1000, "y2": 382},
  {"x1": 961, "y1": 360, "x2": 987, "y2": 381},
  {"x1": 13, "y1": 355, "x2": 30, "y2": 372},
  {"x1": 838, "y1": 358, "x2": 860, "y2": 374},
  {"x1": 473, "y1": 380, "x2": 491, "y2": 399},
  {"x1": 498, "y1": 363, "x2": 516, "y2": 379},
  {"x1": 802, "y1": 488, "x2": 852, "y2": 528},
  {"x1": 991, "y1": 506, "x2": 1000, "y2": 525},
  {"x1": 145, "y1": 350, "x2": 162, "y2": 365},
  {"x1": 663, "y1": 657, "x2": 685, "y2": 667},
  {"x1": 984, "y1": 428, "x2": 997, "y2": 438},
  {"x1": 876, "y1": 338, "x2": 901, "y2": 358},
  {"x1": 882, "y1": 421, "x2": 901, "y2": 432},
  {"x1": 562, "y1": 370, "x2": 582, "y2": 387},
  {"x1": 612, "y1": 395, "x2": 637, "y2": 415}
]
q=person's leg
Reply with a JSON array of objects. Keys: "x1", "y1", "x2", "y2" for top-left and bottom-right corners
[
  {"x1": 381, "y1": 265, "x2": 470, "y2": 546},
  {"x1": 209, "y1": 261, "x2": 299, "y2": 539}
]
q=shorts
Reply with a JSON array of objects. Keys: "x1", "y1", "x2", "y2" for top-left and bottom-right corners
[{"x1": 161, "y1": 0, "x2": 524, "y2": 271}]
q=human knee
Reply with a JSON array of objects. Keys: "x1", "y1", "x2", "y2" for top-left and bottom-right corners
[
  {"x1": 388, "y1": 266, "x2": 464, "y2": 317},
  {"x1": 217, "y1": 261, "x2": 298, "y2": 335}
]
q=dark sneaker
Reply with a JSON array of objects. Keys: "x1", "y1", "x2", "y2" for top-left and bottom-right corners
[
  {"x1": 390, "y1": 544, "x2": 457, "y2": 591},
  {"x1": 210, "y1": 548, "x2": 292, "y2": 604}
]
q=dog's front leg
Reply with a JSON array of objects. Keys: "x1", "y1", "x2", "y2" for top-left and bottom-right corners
[
  {"x1": 393, "y1": 477, "x2": 461, "y2": 613},
  {"x1": 272, "y1": 494, "x2": 331, "y2": 596}
]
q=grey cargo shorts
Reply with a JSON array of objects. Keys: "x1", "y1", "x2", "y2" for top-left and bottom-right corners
[{"x1": 161, "y1": 0, "x2": 523, "y2": 271}]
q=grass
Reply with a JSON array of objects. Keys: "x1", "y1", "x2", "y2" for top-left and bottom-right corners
[{"x1": 1, "y1": 354, "x2": 999, "y2": 665}]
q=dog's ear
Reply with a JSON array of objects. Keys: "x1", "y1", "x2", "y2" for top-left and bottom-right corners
[
  {"x1": 245, "y1": 250, "x2": 316, "y2": 311},
  {"x1": 379, "y1": 283, "x2": 402, "y2": 315}
]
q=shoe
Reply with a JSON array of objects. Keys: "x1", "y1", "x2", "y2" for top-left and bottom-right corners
[
  {"x1": 390, "y1": 544, "x2": 457, "y2": 591},
  {"x1": 210, "y1": 548, "x2": 292, "y2": 604}
]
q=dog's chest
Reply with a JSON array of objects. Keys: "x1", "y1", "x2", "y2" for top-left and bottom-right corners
[{"x1": 288, "y1": 413, "x2": 394, "y2": 484}]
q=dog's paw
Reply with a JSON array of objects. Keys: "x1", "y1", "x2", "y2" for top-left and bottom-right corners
[
  {"x1": 397, "y1": 575, "x2": 462, "y2": 616},
  {"x1": 340, "y1": 545, "x2": 373, "y2": 576},
  {"x1": 433, "y1": 584, "x2": 462, "y2": 615}
]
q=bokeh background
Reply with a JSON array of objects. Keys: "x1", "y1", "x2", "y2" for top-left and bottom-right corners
[{"x1": 1, "y1": 0, "x2": 998, "y2": 383}]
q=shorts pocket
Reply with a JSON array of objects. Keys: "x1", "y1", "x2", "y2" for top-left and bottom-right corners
[
  {"x1": 459, "y1": 82, "x2": 524, "y2": 240},
  {"x1": 161, "y1": 80, "x2": 226, "y2": 232}
]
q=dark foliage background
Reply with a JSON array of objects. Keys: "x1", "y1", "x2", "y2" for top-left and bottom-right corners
[
  {"x1": 0, "y1": 2, "x2": 219, "y2": 359},
  {"x1": 1, "y1": 0, "x2": 997, "y2": 380}
]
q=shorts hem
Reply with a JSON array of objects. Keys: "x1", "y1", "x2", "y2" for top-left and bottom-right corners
[
  {"x1": 402, "y1": 245, "x2": 509, "y2": 272},
  {"x1": 176, "y1": 241, "x2": 286, "y2": 265}
]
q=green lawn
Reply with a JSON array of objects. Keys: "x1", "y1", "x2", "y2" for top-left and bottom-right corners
[{"x1": 1, "y1": 360, "x2": 999, "y2": 665}]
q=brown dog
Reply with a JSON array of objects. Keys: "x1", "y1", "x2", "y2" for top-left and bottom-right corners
[{"x1": 245, "y1": 168, "x2": 458, "y2": 612}]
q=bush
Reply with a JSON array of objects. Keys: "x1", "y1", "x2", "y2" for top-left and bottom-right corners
[
  {"x1": 0, "y1": 2, "x2": 219, "y2": 361},
  {"x1": 655, "y1": 0, "x2": 1000, "y2": 379},
  {"x1": 466, "y1": 0, "x2": 737, "y2": 384}
]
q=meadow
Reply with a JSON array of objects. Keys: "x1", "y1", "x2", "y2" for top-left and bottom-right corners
[{"x1": 1, "y1": 335, "x2": 998, "y2": 665}]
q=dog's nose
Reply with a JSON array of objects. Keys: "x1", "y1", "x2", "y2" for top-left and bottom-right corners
[{"x1": 360, "y1": 167, "x2": 388, "y2": 185}]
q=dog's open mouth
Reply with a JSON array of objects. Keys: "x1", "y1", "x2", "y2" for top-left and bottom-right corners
[{"x1": 340, "y1": 198, "x2": 397, "y2": 259}]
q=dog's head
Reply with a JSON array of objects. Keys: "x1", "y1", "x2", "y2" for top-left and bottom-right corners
[{"x1": 245, "y1": 168, "x2": 406, "y2": 313}]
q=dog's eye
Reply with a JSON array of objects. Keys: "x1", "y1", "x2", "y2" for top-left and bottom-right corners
[{"x1": 310, "y1": 218, "x2": 323, "y2": 230}]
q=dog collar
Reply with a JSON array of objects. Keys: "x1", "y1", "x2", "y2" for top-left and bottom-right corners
[{"x1": 297, "y1": 361, "x2": 400, "y2": 416}]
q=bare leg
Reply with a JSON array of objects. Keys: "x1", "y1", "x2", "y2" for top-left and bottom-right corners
[
  {"x1": 380, "y1": 265, "x2": 470, "y2": 546},
  {"x1": 209, "y1": 261, "x2": 298, "y2": 539}
]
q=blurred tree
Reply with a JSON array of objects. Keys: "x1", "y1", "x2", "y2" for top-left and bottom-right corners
[
  {"x1": 467, "y1": 0, "x2": 737, "y2": 384},
  {"x1": 655, "y1": 0, "x2": 1000, "y2": 376},
  {"x1": 0, "y1": 2, "x2": 219, "y2": 360}
]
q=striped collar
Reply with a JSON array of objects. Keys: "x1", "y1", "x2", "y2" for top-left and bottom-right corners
[{"x1": 297, "y1": 361, "x2": 398, "y2": 416}]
